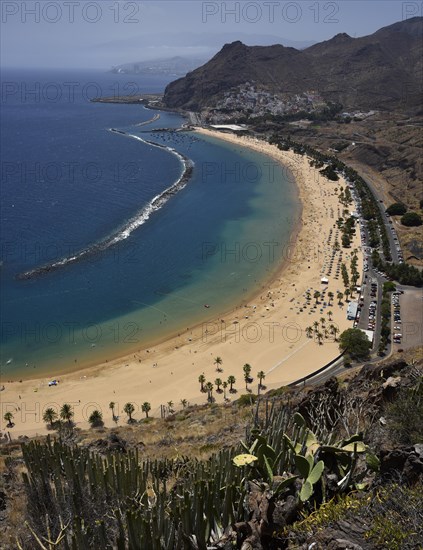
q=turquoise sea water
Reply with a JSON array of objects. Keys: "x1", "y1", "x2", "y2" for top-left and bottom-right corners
[{"x1": 0, "y1": 69, "x2": 299, "y2": 380}]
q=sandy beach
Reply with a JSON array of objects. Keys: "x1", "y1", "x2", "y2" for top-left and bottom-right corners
[{"x1": 1, "y1": 129, "x2": 363, "y2": 437}]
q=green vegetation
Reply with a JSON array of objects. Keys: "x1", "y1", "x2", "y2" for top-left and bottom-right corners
[
  {"x1": 386, "y1": 380, "x2": 423, "y2": 444},
  {"x1": 198, "y1": 373, "x2": 206, "y2": 392},
  {"x1": 88, "y1": 409, "x2": 104, "y2": 428},
  {"x1": 42, "y1": 408, "x2": 58, "y2": 428},
  {"x1": 401, "y1": 211, "x2": 422, "y2": 227},
  {"x1": 227, "y1": 374, "x2": 236, "y2": 393},
  {"x1": 141, "y1": 402, "x2": 151, "y2": 418},
  {"x1": 214, "y1": 356, "x2": 223, "y2": 372},
  {"x1": 320, "y1": 164, "x2": 339, "y2": 181},
  {"x1": 341, "y1": 263, "x2": 349, "y2": 289},
  {"x1": 289, "y1": 483, "x2": 423, "y2": 549},
  {"x1": 109, "y1": 401, "x2": 117, "y2": 422},
  {"x1": 16, "y1": 403, "x2": 370, "y2": 548},
  {"x1": 123, "y1": 402, "x2": 135, "y2": 423},
  {"x1": 59, "y1": 403, "x2": 74, "y2": 426},
  {"x1": 2, "y1": 356, "x2": 422, "y2": 549},
  {"x1": 257, "y1": 370, "x2": 266, "y2": 389},
  {"x1": 373, "y1": 252, "x2": 423, "y2": 286},
  {"x1": 243, "y1": 363, "x2": 252, "y2": 390},
  {"x1": 236, "y1": 393, "x2": 258, "y2": 407},
  {"x1": 365, "y1": 484, "x2": 423, "y2": 549},
  {"x1": 3, "y1": 411, "x2": 14, "y2": 427},
  {"x1": 339, "y1": 328, "x2": 372, "y2": 360},
  {"x1": 386, "y1": 202, "x2": 407, "y2": 216}
]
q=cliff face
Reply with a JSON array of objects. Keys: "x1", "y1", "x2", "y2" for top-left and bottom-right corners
[{"x1": 163, "y1": 17, "x2": 423, "y2": 112}]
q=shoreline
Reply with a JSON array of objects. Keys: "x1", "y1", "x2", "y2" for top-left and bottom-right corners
[{"x1": 1, "y1": 129, "x2": 363, "y2": 437}]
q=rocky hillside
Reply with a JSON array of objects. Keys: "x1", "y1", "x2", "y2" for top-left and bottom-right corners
[
  {"x1": 1, "y1": 349, "x2": 422, "y2": 549},
  {"x1": 163, "y1": 17, "x2": 423, "y2": 113}
]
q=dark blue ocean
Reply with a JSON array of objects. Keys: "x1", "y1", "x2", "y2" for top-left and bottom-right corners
[{"x1": 0, "y1": 69, "x2": 299, "y2": 379}]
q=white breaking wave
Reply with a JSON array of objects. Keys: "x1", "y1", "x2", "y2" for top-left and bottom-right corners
[{"x1": 17, "y1": 129, "x2": 194, "y2": 280}]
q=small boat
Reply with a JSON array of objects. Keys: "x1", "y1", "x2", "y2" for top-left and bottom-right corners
[{"x1": 204, "y1": 304, "x2": 210, "y2": 308}]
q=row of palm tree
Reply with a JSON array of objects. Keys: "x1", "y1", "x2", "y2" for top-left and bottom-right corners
[
  {"x1": 39, "y1": 400, "x2": 153, "y2": 430},
  {"x1": 42, "y1": 403, "x2": 74, "y2": 428},
  {"x1": 305, "y1": 290, "x2": 335, "y2": 308},
  {"x1": 120, "y1": 401, "x2": 151, "y2": 423},
  {"x1": 42, "y1": 403, "x2": 102, "y2": 428},
  {"x1": 305, "y1": 322, "x2": 340, "y2": 344},
  {"x1": 198, "y1": 365, "x2": 267, "y2": 400}
]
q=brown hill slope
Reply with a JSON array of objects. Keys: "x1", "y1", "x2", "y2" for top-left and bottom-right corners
[{"x1": 164, "y1": 17, "x2": 423, "y2": 112}]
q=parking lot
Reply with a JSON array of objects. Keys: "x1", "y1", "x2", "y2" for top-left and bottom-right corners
[{"x1": 393, "y1": 287, "x2": 423, "y2": 350}]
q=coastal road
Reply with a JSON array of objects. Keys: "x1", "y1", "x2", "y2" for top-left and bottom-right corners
[
  {"x1": 288, "y1": 355, "x2": 347, "y2": 387},
  {"x1": 352, "y1": 169, "x2": 402, "y2": 263}
]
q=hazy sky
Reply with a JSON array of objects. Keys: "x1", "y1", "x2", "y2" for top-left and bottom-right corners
[{"x1": 1, "y1": 1, "x2": 419, "y2": 68}]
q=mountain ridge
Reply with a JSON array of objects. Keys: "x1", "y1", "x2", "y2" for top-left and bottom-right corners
[{"x1": 163, "y1": 17, "x2": 423, "y2": 112}]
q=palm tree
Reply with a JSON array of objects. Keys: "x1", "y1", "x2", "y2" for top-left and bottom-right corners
[
  {"x1": 243, "y1": 363, "x2": 252, "y2": 378},
  {"x1": 42, "y1": 407, "x2": 58, "y2": 428},
  {"x1": 109, "y1": 401, "x2": 116, "y2": 421},
  {"x1": 4, "y1": 411, "x2": 14, "y2": 427},
  {"x1": 215, "y1": 378, "x2": 223, "y2": 393},
  {"x1": 316, "y1": 331, "x2": 324, "y2": 345},
  {"x1": 88, "y1": 410, "x2": 103, "y2": 428},
  {"x1": 167, "y1": 401, "x2": 174, "y2": 414},
  {"x1": 243, "y1": 364, "x2": 252, "y2": 390},
  {"x1": 180, "y1": 398, "x2": 188, "y2": 409},
  {"x1": 205, "y1": 381, "x2": 214, "y2": 402},
  {"x1": 60, "y1": 403, "x2": 74, "y2": 426},
  {"x1": 314, "y1": 290, "x2": 321, "y2": 304},
  {"x1": 327, "y1": 310, "x2": 333, "y2": 321},
  {"x1": 257, "y1": 371, "x2": 266, "y2": 388},
  {"x1": 214, "y1": 356, "x2": 223, "y2": 372},
  {"x1": 198, "y1": 373, "x2": 206, "y2": 393},
  {"x1": 228, "y1": 375, "x2": 236, "y2": 393},
  {"x1": 337, "y1": 291, "x2": 343, "y2": 305},
  {"x1": 320, "y1": 317, "x2": 325, "y2": 326},
  {"x1": 142, "y1": 402, "x2": 151, "y2": 418},
  {"x1": 305, "y1": 326, "x2": 313, "y2": 339},
  {"x1": 222, "y1": 381, "x2": 228, "y2": 400},
  {"x1": 345, "y1": 289, "x2": 350, "y2": 302},
  {"x1": 123, "y1": 402, "x2": 135, "y2": 423},
  {"x1": 332, "y1": 325, "x2": 339, "y2": 341},
  {"x1": 328, "y1": 291, "x2": 334, "y2": 305},
  {"x1": 313, "y1": 320, "x2": 319, "y2": 332}
]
